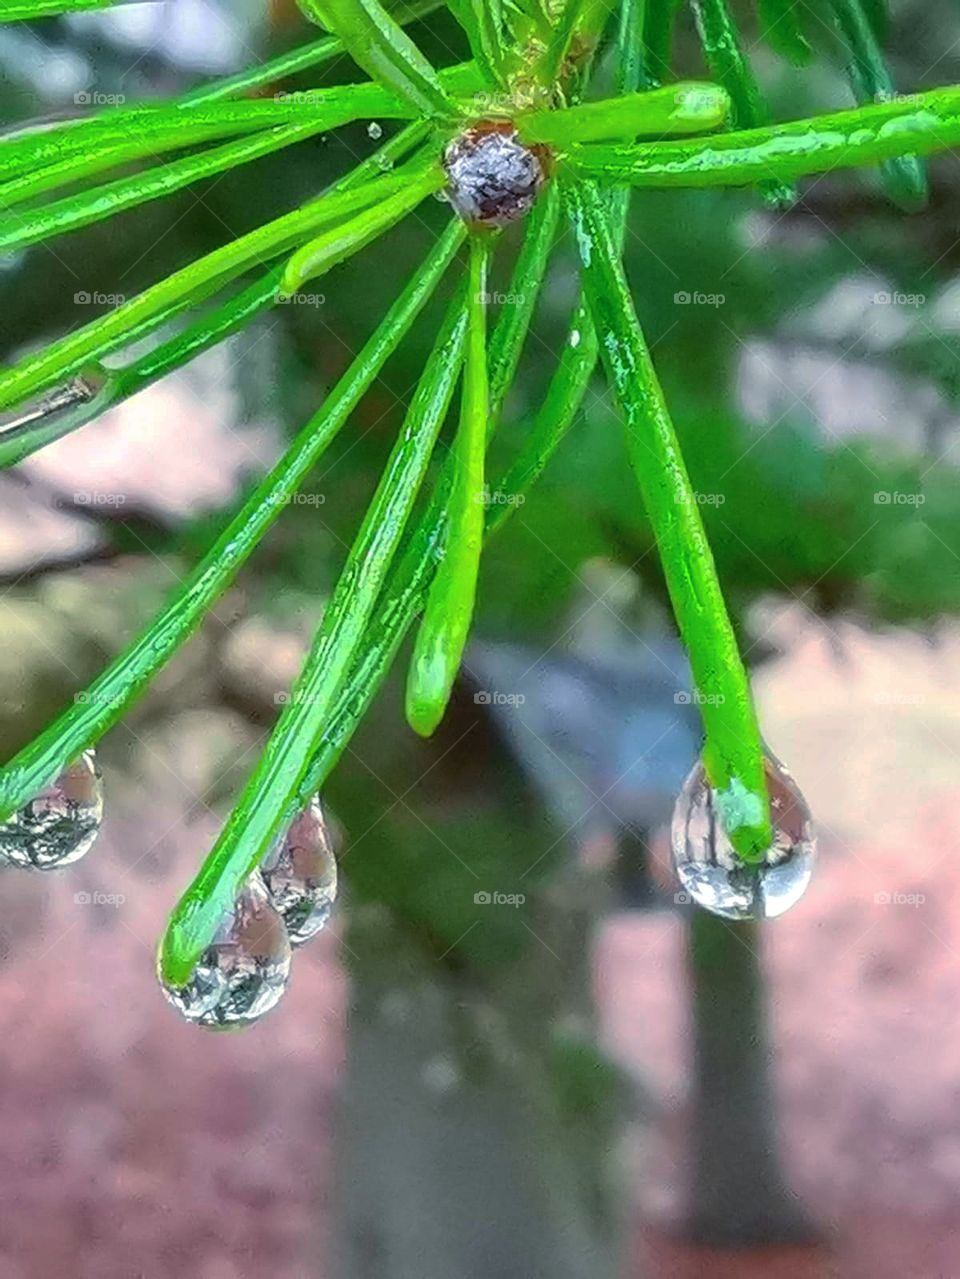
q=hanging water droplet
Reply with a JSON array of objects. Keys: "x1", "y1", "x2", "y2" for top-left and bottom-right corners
[
  {"x1": 261, "y1": 796, "x2": 339, "y2": 947},
  {"x1": 159, "y1": 874, "x2": 291, "y2": 1030},
  {"x1": 367, "y1": 121, "x2": 383, "y2": 140},
  {"x1": 671, "y1": 755, "x2": 815, "y2": 920},
  {"x1": 0, "y1": 750, "x2": 103, "y2": 870}
]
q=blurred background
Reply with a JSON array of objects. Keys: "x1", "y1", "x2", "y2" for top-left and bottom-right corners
[{"x1": 2, "y1": 1, "x2": 960, "y2": 1275}]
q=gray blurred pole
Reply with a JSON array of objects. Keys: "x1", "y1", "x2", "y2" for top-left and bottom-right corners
[
  {"x1": 684, "y1": 913, "x2": 816, "y2": 1245},
  {"x1": 334, "y1": 896, "x2": 623, "y2": 1279},
  {"x1": 330, "y1": 694, "x2": 627, "y2": 1279}
]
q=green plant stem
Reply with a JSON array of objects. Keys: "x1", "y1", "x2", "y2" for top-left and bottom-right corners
[
  {"x1": 0, "y1": 62, "x2": 477, "y2": 206},
  {"x1": 272, "y1": 339, "x2": 602, "y2": 879},
  {"x1": 0, "y1": 151, "x2": 437, "y2": 414},
  {"x1": 0, "y1": 85, "x2": 412, "y2": 195},
  {"x1": 689, "y1": 0, "x2": 797, "y2": 206},
  {"x1": 452, "y1": 0, "x2": 508, "y2": 87},
  {"x1": 757, "y1": 0, "x2": 812, "y2": 66},
  {"x1": 0, "y1": 125, "x2": 327, "y2": 254},
  {"x1": 609, "y1": 0, "x2": 645, "y2": 229},
  {"x1": 161, "y1": 287, "x2": 470, "y2": 985},
  {"x1": 614, "y1": 0, "x2": 650, "y2": 94},
  {"x1": 644, "y1": 0, "x2": 683, "y2": 85},
  {"x1": 567, "y1": 177, "x2": 772, "y2": 860},
  {"x1": 405, "y1": 235, "x2": 490, "y2": 736},
  {"x1": 485, "y1": 309, "x2": 597, "y2": 536},
  {"x1": 540, "y1": 0, "x2": 587, "y2": 83},
  {"x1": 298, "y1": 0, "x2": 457, "y2": 117},
  {"x1": 830, "y1": 0, "x2": 927, "y2": 209},
  {"x1": 292, "y1": 0, "x2": 634, "y2": 815},
  {"x1": 159, "y1": 188, "x2": 561, "y2": 984},
  {"x1": 563, "y1": 85, "x2": 960, "y2": 187},
  {"x1": 178, "y1": 0, "x2": 444, "y2": 106},
  {"x1": 1, "y1": 0, "x2": 118, "y2": 17},
  {"x1": 281, "y1": 163, "x2": 444, "y2": 291},
  {"x1": 0, "y1": 220, "x2": 465, "y2": 826},
  {"x1": 179, "y1": 37, "x2": 343, "y2": 107},
  {"x1": 0, "y1": 273, "x2": 281, "y2": 468},
  {"x1": 293, "y1": 306, "x2": 598, "y2": 813},
  {"x1": 0, "y1": 122, "x2": 428, "y2": 469},
  {"x1": 0, "y1": 110, "x2": 430, "y2": 254},
  {"x1": 485, "y1": 191, "x2": 561, "y2": 412},
  {"x1": 575, "y1": 0, "x2": 621, "y2": 56},
  {"x1": 518, "y1": 82, "x2": 729, "y2": 145}
]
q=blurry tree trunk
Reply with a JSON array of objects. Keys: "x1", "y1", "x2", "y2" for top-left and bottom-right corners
[
  {"x1": 335, "y1": 917, "x2": 622, "y2": 1279},
  {"x1": 683, "y1": 913, "x2": 815, "y2": 1245},
  {"x1": 331, "y1": 693, "x2": 628, "y2": 1279}
]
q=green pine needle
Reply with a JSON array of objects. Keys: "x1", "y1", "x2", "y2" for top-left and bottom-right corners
[
  {"x1": 405, "y1": 234, "x2": 491, "y2": 737},
  {"x1": 2, "y1": 0, "x2": 959, "y2": 978}
]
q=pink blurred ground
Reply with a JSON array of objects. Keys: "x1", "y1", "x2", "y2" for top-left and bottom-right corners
[{"x1": 0, "y1": 610, "x2": 958, "y2": 1277}]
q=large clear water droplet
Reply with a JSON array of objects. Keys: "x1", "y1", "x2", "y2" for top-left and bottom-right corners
[
  {"x1": 671, "y1": 755, "x2": 815, "y2": 920},
  {"x1": 0, "y1": 750, "x2": 103, "y2": 870},
  {"x1": 261, "y1": 796, "x2": 339, "y2": 947},
  {"x1": 159, "y1": 874, "x2": 291, "y2": 1031}
]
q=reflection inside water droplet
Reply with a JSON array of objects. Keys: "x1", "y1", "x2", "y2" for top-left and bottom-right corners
[
  {"x1": 671, "y1": 755, "x2": 815, "y2": 920},
  {"x1": 261, "y1": 796, "x2": 339, "y2": 947},
  {"x1": 159, "y1": 874, "x2": 291, "y2": 1031},
  {"x1": 0, "y1": 750, "x2": 103, "y2": 870}
]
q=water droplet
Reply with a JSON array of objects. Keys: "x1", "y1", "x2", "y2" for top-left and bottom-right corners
[
  {"x1": 0, "y1": 750, "x2": 103, "y2": 870},
  {"x1": 367, "y1": 121, "x2": 383, "y2": 140},
  {"x1": 159, "y1": 874, "x2": 291, "y2": 1030},
  {"x1": 569, "y1": 329, "x2": 581, "y2": 348},
  {"x1": 671, "y1": 755, "x2": 815, "y2": 920},
  {"x1": 261, "y1": 796, "x2": 339, "y2": 946}
]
